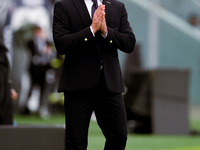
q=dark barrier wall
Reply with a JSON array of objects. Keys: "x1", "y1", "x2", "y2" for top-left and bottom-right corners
[
  {"x1": 0, "y1": 125, "x2": 65, "y2": 150},
  {"x1": 124, "y1": 69, "x2": 190, "y2": 134}
]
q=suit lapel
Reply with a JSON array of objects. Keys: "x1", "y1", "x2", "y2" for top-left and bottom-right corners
[
  {"x1": 72, "y1": 0, "x2": 92, "y2": 27},
  {"x1": 103, "y1": 0, "x2": 112, "y2": 26}
]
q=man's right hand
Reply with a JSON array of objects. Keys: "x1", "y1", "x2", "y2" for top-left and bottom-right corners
[{"x1": 91, "y1": 4, "x2": 104, "y2": 34}]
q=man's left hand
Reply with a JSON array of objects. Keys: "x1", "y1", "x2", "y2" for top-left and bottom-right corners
[{"x1": 100, "y1": 5, "x2": 107, "y2": 37}]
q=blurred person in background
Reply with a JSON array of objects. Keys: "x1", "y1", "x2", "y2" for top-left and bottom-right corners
[
  {"x1": 0, "y1": 39, "x2": 18, "y2": 125},
  {"x1": 26, "y1": 26, "x2": 56, "y2": 114},
  {"x1": 188, "y1": 14, "x2": 200, "y2": 36}
]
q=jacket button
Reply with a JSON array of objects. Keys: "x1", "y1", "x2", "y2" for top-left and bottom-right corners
[
  {"x1": 110, "y1": 40, "x2": 112, "y2": 43},
  {"x1": 84, "y1": 38, "x2": 88, "y2": 41}
]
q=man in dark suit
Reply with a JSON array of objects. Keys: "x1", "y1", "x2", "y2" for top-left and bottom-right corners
[{"x1": 53, "y1": 0, "x2": 136, "y2": 149}]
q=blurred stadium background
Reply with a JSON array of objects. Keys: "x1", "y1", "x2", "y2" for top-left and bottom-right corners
[{"x1": 0, "y1": 0, "x2": 200, "y2": 150}]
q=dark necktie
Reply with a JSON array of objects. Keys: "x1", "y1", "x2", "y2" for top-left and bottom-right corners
[{"x1": 91, "y1": 0, "x2": 98, "y2": 18}]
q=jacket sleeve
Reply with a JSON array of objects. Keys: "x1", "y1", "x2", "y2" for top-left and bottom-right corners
[
  {"x1": 52, "y1": 2, "x2": 93, "y2": 55},
  {"x1": 105, "y1": 3, "x2": 136, "y2": 53}
]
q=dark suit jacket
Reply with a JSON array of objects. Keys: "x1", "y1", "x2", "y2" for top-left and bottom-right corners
[{"x1": 53, "y1": 0, "x2": 136, "y2": 93}]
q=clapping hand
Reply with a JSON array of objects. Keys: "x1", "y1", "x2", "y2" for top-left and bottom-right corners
[{"x1": 91, "y1": 4, "x2": 107, "y2": 37}]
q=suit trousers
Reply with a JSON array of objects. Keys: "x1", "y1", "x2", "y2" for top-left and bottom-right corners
[{"x1": 64, "y1": 70, "x2": 128, "y2": 150}]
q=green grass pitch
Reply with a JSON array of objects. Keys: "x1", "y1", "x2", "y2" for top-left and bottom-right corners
[{"x1": 14, "y1": 114, "x2": 200, "y2": 150}]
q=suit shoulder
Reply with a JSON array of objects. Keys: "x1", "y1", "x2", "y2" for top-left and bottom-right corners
[{"x1": 54, "y1": 0, "x2": 72, "y2": 7}]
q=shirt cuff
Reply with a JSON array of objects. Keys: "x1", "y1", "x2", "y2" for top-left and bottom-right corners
[
  {"x1": 90, "y1": 26, "x2": 95, "y2": 37},
  {"x1": 90, "y1": 26, "x2": 108, "y2": 38},
  {"x1": 101, "y1": 31, "x2": 108, "y2": 38}
]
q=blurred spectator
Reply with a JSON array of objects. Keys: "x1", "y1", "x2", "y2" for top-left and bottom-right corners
[
  {"x1": 25, "y1": 26, "x2": 56, "y2": 114},
  {"x1": 0, "y1": 39, "x2": 18, "y2": 125},
  {"x1": 188, "y1": 14, "x2": 200, "y2": 36},
  {"x1": 189, "y1": 14, "x2": 199, "y2": 26},
  {"x1": 123, "y1": 44, "x2": 152, "y2": 133}
]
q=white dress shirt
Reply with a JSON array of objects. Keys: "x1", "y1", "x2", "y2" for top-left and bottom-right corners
[{"x1": 84, "y1": 0, "x2": 103, "y2": 18}]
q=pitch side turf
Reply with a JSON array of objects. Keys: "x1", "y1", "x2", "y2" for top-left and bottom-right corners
[
  {"x1": 167, "y1": 146, "x2": 200, "y2": 150},
  {"x1": 14, "y1": 114, "x2": 200, "y2": 150}
]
